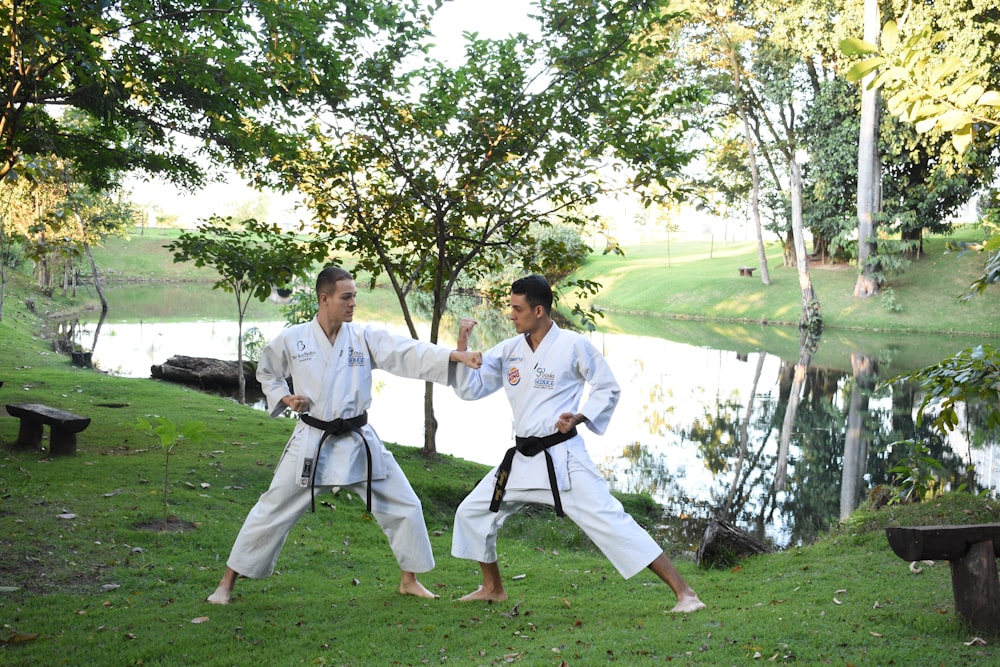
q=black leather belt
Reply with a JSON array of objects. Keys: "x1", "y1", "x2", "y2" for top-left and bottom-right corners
[
  {"x1": 299, "y1": 412, "x2": 370, "y2": 512},
  {"x1": 490, "y1": 426, "x2": 577, "y2": 517}
]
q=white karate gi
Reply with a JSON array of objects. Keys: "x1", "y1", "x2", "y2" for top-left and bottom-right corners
[
  {"x1": 450, "y1": 323, "x2": 663, "y2": 579},
  {"x1": 226, "y1": 318, "x2": 452, "y2": 579}
]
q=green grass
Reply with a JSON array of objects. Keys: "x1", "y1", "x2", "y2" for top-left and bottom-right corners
[
  {"x1": 567, "y1": 228, "x2": 999, "y2": 337},
  {"x1": 3, "y1": 230, "x2": 1000, "y2": 664}
]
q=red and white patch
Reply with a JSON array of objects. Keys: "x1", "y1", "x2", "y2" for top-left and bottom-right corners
[{"x1": 507, "y1": 367, "x2": 521, "y2": 386}]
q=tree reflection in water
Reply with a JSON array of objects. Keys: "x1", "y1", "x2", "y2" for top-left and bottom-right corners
[{"x1": 596, "y1": 345, "x2": 995, "y2": 550}]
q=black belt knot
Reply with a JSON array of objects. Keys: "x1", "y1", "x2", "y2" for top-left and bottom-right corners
[
  {"x1": 300, "y1": 412, "x2": 371, "y2": 512},
  {"x1": 490, "y1": 426, "x2": 577, "y2": 517}
]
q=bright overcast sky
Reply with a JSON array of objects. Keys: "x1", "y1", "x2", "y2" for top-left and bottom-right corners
[{"x1": 430, "y1": 0, "x2": 538, "y2": 62}]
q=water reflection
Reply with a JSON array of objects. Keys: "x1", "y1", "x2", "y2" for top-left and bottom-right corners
[{"x1": 74, "y1": 293, "x2": 1000, "y2": 549}]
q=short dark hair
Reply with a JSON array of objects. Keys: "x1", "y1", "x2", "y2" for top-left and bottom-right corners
[
  {"x1": 511, "y1": 274, "x2": 552, "y2": 314},
  {"x1": 316, "y1": 266, "x2": 353, "y2": 295}
]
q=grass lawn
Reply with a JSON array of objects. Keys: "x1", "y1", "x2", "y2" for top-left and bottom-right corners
[
  {"x1": 566, "y1": 228, "x2": 999, "y2": 337},
  {"x1": 2, "y1": 228, "x2": 999, "y2": 664}
]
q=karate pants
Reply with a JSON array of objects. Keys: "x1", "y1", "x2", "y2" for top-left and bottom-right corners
[
  {"x1": 226, "y1": 447, "x2": 435, "y2": 579},
  {"x1": 451, "y1": 450, "x2": 663, "y2": 579}
]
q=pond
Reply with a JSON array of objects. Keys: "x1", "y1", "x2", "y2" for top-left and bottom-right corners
[{"x1": 69, "y1": 284, "x2": 1000, "y2": 550}]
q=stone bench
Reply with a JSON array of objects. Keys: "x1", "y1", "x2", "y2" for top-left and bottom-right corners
[
  {"x1": 5, "y1": 403, "x2": 91, "y2": 456},
  {"x1": 738, "y1": 266, "x2": 755, "y2": 277},
  {"x1": 886, "y1": 524, "x2": 1000, "y2": 632}
]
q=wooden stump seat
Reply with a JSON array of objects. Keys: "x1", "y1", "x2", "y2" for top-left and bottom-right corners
[
  {"x1": 5, "y1": 403, "x2": 91, "y2": 456},
  {"x1": 886, "y1": 524, "x2": 1000, "y2": 633}
]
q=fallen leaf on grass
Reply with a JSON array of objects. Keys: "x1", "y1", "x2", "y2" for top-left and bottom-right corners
[
  {"x1": 964, "y1": 637, "x2": 987, "y2": 646},
  {"x1": 870, "y1": 631, "x2": 883, "y2": 637},
  {"x1": 191, "y1": 616, "x2": 210, "y2": 624},
  {"x1": 0, "y1": 632, "x2": 39, "y2": 645},
  {"x1": 99, "y1": 584, "x2": 120, "y2": 592},
  {"x1": 57, "y1": 513, "x2": 76, "y2": 520},
  {"x1": 502, "y1": 601, "x2": 521, "y2": 618}
]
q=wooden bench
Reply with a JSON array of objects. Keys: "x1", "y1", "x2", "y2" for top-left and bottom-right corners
[
  {"x1": 738, "y1": 266, "x2": 755, "y2": 277},
  {"x1": 886, "y1": 524, "x2": 1000, "y2": 632},
  {"x1": 5, "y1": 403, "x2": 91, "y2": 456}
]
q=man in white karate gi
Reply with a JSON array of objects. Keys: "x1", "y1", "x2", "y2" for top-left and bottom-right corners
[
  {"x1": 208, "y1": 266, "x2": 482, "y2": 605},
  {"x1": 450, "y1": 274, "x2": 705, "y2": 613}
]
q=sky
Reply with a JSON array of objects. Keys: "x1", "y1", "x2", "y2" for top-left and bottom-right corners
[{"x1": 125, "y1": 0, "x2": 539, "y2": 228}]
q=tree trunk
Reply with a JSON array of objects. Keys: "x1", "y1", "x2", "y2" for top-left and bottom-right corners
[
  {"x1": 789, "y1": 159, "x2": 821, "y2": 333},
  {"x1": 422, "y1": 381, "x2": 438, "y2": 455},
  {"x1": 854, "y1": 0, "x2": 881, "y2": 298},
  {"x1": 841, "y1": 352, "x2": 876, "y2": 519},
  {"x1": 735, "y1": 81, "x2": 770, "y2": 285},
  {"x1": 237, "y1": 312, "x2": 246, "y2": 404},
  {"x1": 82, "y1": 241, "x2": 108, "y2": 354},
  {"x1": 775, "y1": 335, "x2": 813, "y2": 490},
  {"x1": 696, "y1": 519, "x2": 772, "y2": 569},
  {"x1": 723, "y1": 352, "x2": 766, "y2": 516}
]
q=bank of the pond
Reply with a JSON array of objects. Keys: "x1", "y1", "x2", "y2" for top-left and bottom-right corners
[{"x1": 81, "y1": 226, "x2": 1000, "y2": 337}]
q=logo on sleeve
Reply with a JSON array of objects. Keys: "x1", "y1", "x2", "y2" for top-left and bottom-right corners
[{"x1": 507, "y1": 367, "x2": 521, "y2": 386}]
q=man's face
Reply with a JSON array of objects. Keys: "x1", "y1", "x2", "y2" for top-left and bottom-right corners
[
  {"x1": 508, "y1": 292, "x2": 540, "y2": 334},
  {"x1": 321, "y1": 279, "x2": 357, "y2": 324}
]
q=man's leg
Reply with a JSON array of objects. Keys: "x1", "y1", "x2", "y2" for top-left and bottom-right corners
[
  {"x1": 559, "y1": 455, "x2": 705, "y2": 612},
  {"x1": 451, "y1": 472, "x2": 519, "y2": 601},
  {"x1": 207, "y1": 567, "x2": 240, "y2": 605},
  {"x1": 366, "y1": 451, "x2": 438, "y2": 598},
  {"x1": 458, "y1": 561, "x2": 507, "y2": 602},
  {"x1": 207, "y1": 452, "x2": 313, "y2": 605},
  {"x1": 648, "y1": 553, "x2": 706, "y2": 613}
]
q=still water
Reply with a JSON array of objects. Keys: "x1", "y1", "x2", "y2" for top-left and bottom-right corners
[{"x1": 72, "y1": 288, "x2": 1000, "y2": 549}]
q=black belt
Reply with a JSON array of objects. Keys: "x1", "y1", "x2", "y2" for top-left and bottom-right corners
[
  {"x1": 299, "y1": 412, "x2": 370, "y2": 512},
  {"x1": 490, "y1": 426, "x2": 577, "y2": 517}
]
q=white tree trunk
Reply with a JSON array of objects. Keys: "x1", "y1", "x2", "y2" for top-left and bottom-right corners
[{"x1": 855, "y1": 0, "x2": 881, "y2": 298}]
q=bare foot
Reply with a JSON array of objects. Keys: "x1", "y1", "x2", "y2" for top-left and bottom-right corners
[
  {"x1": 399, "y1": 577, "x2": 440, "y2": 599},
  {"x1": 670, "y1": 595, "x2": 706, "y2": 613},
  {"x1": 458, "y1": 586, "x2": 508, "y2": 602},
  {"x1": 207, "y1": 584, "x2": 232, "y2": 605}
]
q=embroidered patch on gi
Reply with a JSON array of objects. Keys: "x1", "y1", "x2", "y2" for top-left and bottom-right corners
[
  {"x1": 533, "y1": 365, "x2": 555, "y2": 390},
  {"x1": 346, "y1": 346, "x2": 366, "y2": 367},
  {"x1": 293, "y1": 340, "x2": 316, "y2": 362},
  {"x1": 508, "y1": 366, "x2": 521, "y2": 386}
]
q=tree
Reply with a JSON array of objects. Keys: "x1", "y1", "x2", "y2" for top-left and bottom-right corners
[
  {"x1": 0, "y1": 0, "x2": 388, "y2": 322},
  {"x1": 166, "y1": 217, "x2": 329, "y2": 403},
  {"x1": 0, "y1": 0, "x2": 383, "y2": 189},
  {"x1": 854, "y1": 0, "x2": 881, "y2": 298},
  {"x1": 671, "y1": 0, "x2": 825, "y2": 330},
  {"x1": 277, "y1": 0, "x2": 703, "y2": 454}
]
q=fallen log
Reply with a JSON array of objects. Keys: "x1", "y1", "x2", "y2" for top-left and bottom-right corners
[
  {"x1": 696, "y1": 519, "x2": 772, "y2": 568},
  {"x1": 150, "y1": 355, "x2": 260, "y2": 391}
]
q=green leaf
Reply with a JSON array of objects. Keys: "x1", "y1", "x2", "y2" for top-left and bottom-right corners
[
  {"x1": 977, "y1": 90, "x2": 1000, "y2": 106},
  {"x1": 952, "y1": 127, "x2": 973, "y2": 153},
  {"x1": 846, "y1": 58, "x2": 884, "y2": 83},
  {"x1": 881, "y1": 21, "x2": 899, "y2": 53},
  {"x1": 839, "y1": 37, "x2": 877, "y2": 57}
]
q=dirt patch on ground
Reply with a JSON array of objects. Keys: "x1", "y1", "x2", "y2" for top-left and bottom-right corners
[{"x1": 132, "y1": 517, "x2": 198, "y2": 533}]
